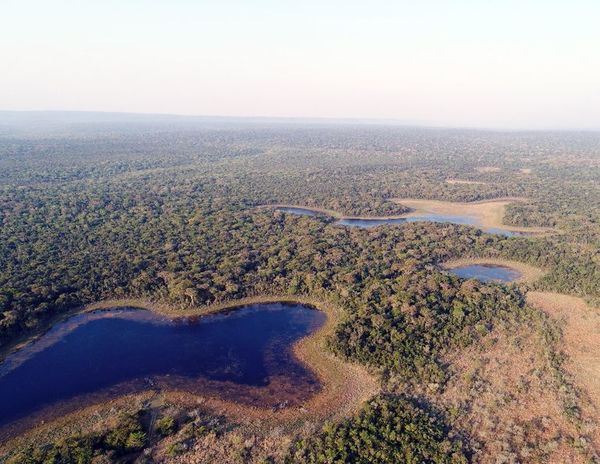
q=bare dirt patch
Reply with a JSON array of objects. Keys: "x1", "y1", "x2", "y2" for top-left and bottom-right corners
[{"x1": 442, "y1": 258, "x2": 545, "y2": 283}]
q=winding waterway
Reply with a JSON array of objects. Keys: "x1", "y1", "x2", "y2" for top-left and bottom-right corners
[
  {"x1": 335, "y1": 217, "x2": 408, "y2": 227},
  {"x1": 0, "y1": 303, "x2": 325, "y2": 430},
  {"x1": 276, "y1": 206, "x2": 525, "y2": 236}
]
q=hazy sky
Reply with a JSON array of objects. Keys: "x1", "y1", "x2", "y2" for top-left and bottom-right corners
[{"x1": 2, "y1": 0, "x2": 599, "y2": 129}]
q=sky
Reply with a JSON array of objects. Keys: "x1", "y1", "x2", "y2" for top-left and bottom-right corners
[{"x1": 1, "y1": 0, "x2": 600, "y2": 129}]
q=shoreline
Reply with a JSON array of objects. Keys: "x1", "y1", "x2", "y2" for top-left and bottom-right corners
[
  {"x1": 0, "y1": 295, "x2": 379, "y2": 448},
  {"x1": 441, "y1": 257, "x2": 546, "y2": 283},
  {"x1": 257, "y1": 204, "x2": 410, "y2": 220},
  {"x1": 258, "y1": 199, "x2": 556, "y2": 235},
  {"x1": 391, "y1": 197, "x2": 554, "y2": 235},
  {"x1": 0, "y1": 296, "x2": 324, "y2": 364}
]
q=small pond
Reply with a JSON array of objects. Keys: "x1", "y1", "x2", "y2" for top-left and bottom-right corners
[
  {"x1": 0, "y1": 303, "x2": 325, "y2": 430},
  {"x1": 448, "y1": 264, "x2": 522, "y2": 283},
  {"x1": 336, "y1": 213, "x2": 479, "y2": 229},
  {"x1": 276, "y1": 207, "x2": 320, "y2": 217},
  {"x1": 483, "y1": 227, "x2": 527, "y2": 238}
]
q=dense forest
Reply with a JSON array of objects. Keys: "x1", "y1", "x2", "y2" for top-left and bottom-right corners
[
  {"x1": 0, "y1": 115, "x2": 599, "y2": 462},
  {"x1": 287, "y1": 396, "x2": 467, "y2": 463}
]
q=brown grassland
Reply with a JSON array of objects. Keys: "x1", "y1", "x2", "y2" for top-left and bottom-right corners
[
  {"x1": 393, "y1": 293, "x2": 598, "y2": 463},
  {"x1": 527, "y1": 291, "x2": 600, "y2": 451},
  {"x1": 392, "y1": 198, "x2": 554, "y2": 235}
]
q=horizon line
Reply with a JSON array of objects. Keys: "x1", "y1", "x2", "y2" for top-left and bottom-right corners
[{"x1": 1, "y1": 109, "x2": 599, "y2": 133}]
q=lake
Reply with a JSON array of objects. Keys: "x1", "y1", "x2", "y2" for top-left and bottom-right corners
[
  {"x1": 448, "y1": 264, "x2": 522, "y2": 282},
  {"x1": 0, "y1": 303, "x2": 325, "y2": 430},
  {"x1": 276, "y1": 207, "x2": 524, "y2": 236}
]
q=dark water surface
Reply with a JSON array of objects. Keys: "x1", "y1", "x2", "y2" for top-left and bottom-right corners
[
  {"x1": 0, "y1": 303, "x2": 325, "y2": 430},
  {"x1": 449, "y1": 264, "x2": 522, "y2": 282}
]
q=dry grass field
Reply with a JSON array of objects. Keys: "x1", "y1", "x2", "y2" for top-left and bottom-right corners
[
  {"x1": 393, "y1": 198, "x2": 553, "y2": 234},
  {"x1": 527, "y1": 291, "x2": 600, "y2": 450},
  {"x1": 399, "y1": 312, "x2": 597, "y2": 463}
]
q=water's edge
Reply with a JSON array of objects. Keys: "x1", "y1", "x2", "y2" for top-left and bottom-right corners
[{"x1": 0, "y1": 299, "x2": 329, "y2": 437}]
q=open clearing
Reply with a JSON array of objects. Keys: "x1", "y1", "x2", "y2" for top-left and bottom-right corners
[
  {"x1": 392, "y1": 198, "x2": 553, "y2": 235},
  {"x1": 476, "y1": 166, "x2": 501, "y2": 173},
  {"x1": 397, "y1": 314, "x2": 594, "y2": 463},
  {"x1": 527, "y1": 291, "x2": 600, "y2": 449}
]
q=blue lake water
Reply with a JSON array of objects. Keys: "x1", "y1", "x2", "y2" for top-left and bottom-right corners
[
  {"x1": 336, "y1": 214, "x2": 480, "y2": 229},
  {"x1": 276, "y1": 207, "x2": 320, "y2": 216},
  {"x1": 405, "y1": 214, "x2": 480, "y2": 226},
  {"x1": 335, "y1": 218, "x2": 408, "y2": 228},
  {"x1": 448, "y1": 264, "x2": 522, "y2": 283},
  {"x1": 277, "y1": 207, "x2": 527, "y2": 236},
  {"x1": 0, "y1": 303, "x2": 325, "y2": 430}
]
